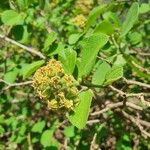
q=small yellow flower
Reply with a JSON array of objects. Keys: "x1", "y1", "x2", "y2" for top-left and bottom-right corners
[
  {"x1": 71, "y1": 14, "x2": 87, "y2": 28},
  {"x1": 48, "y1": 99, "x2": 58, "y2": 110},
  {"x1": 75, "y1": 0, "x2": 93, "y2": 15}
]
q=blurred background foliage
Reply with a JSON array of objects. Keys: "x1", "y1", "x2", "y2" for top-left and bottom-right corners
[{"x1": 0, "y1": 0, "x2": 150, "y2": 149}]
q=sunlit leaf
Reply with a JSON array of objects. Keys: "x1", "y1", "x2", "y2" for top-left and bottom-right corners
[
  {"x1": 120, "y1": 2, "x2": 139, "y2": 37},
  {"x1": 68, "y1": 90, "x2": 93, "y2": 129}
]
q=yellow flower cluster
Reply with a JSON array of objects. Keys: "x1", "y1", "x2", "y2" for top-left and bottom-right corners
[
  {"x1": 50, "y1": 0, "x2": 59, "y2": 7},
  {"x1": 32, "y1": 59, "x2": 79, "y2": 112},
  {"x1": 75, "y1": 0, "x2": 94, "y2": 15},
  {"x1": 71, "y1": 14, "x2": 87, "y2": 28}
]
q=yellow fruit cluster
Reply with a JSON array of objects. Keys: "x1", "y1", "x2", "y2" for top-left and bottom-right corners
[
  {"x1": 75, "y1": 0, "x2": 94, "y2": 15},
  {"x1": 32, "y1": 59, "x2": 79, "y2": 112},
  {"x1": 71, "y1": 14, "x2": 87, "y2": 28}
]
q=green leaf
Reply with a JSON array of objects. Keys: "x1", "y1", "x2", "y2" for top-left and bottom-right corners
[
  {"x1": 4, "y1": 68, "x2": 19, "y2": 83},
  {"x1": 0, "y1": 125, "x2": 5, "y2": 134},
  {"x1": 0, "y1": 115, "x2": 5, "y2": 124},
  {"x1": 68, "y1": 90, "x2": 93, "y2": 129},
  {"x1": 68, "y1": 33, "x2": 81, "y2": 45},
  {"x1": 103, "y1": 11, "x2": 121, "y2": 28},
  {"x1": 85, "y1": 4, "x2": 107, "y2": 30},
  {"x1": 48, "y1": 42, "x2": 64, "y2": 56},
  {"x1": 139, "y1": 3, "x2": 150, "y2": 14},
  {"x1": 104, "y1": 65, "x2": 123, "y2": 85},
  {"x1": 120, "y1": 2, "x2": 139, "y2": 37},
  {"x1": 59, "y1": 49, "x2": 77, "y2": 74},
  {"x1": 22, "y1": 60, "x2": 45, "y2": 79},
  {"x1": 78, "y1": 33, "x2": 108, "y2": 78},
  {"x1": 43, "y1": 32, "x2": 57, "y2": 51},
  {"x1": 31, "y1": 121, "x2": 45, "y2": 133},
  {"x1": 19, "y1": 124, "x2": 27, "y2": 136},
  {"x1": 94, "y1": 20, "x2": 114, "y2": 35},
  {"x1": 92, "y1": 61, "x2": 111, "y2": 86},
  {"x1": 127, "y1": 32, "x2": 142, "y2": 45},
  {"x1": 64, "y1": 126, "x2": 75, "y2": 138},
  {"x1": 113, "y1": 54, "x2": 126, "y2": 66},
  {"x1": 17, "y1": 0, "x2": 26, "y2": 9},
  {"x1": 40, "y1": 130, "x2": 59, "y2": 147},
  {"x1": 1, "y1": 10, "x2": 25, "y2": 25}
]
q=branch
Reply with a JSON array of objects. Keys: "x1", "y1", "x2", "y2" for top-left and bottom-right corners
[
  {"x1": 90, "y1": 133, "x2": 98, "y2": 150},
  {"x1": 123, "y1": 77, "x2": 150, "y2": 89},
  {"x1": 109, "y1": 85, "x2": 150, "y2": 107},
  {"x1": 87, "y1": 119, "x2": 100, "y2": 125},
  {"x1": 0, "y1": 79, "x2": 32, "y2": 90},
  {"x1": 97, "y1": 55, "x2": 112, "y2": 65},
  {"x1": 109, "y1": 85, "x2": 143, "y2": 97},
  {"x1": 0, "y1": 34, "x2": 46, "y2": 59},
  {"x1": 132, "y1": 61, "x2": 150, "y2": 75},
  {"x1": 122, "y1": 111, "x2": 150, "y2": 138},
  {"x1": 91, "y1": 101, "x2": 143, "y2": 116}
]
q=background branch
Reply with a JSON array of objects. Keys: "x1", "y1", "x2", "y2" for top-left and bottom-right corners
[
  {"x1": 0, "y1": 79, "x2": 32, "y2": 90},
  {"x1": 0, "y1": 34, "x2": 46, "y2": 59}
]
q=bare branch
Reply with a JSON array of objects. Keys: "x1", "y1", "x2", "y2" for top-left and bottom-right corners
[
  {"x1": 122, "y1": 111, "x2": 150, "y2": 138},
  {"x1": 87, "y1": 119, "x2": 100, "y2": 125},
  {"x1": 0, "y1": 34, "x2": 46, "y2": 59},
  {"x1": 109, "y1": 85, "x2": 148, "y2": 97},
  {"x1": 0, "y1": 79, "x2": 32, "y2": 90},
  {"x1": 123, "y1": 77, "x2": 150, "y2": 89},
  {"x1": 91, "y1": 101, "x2": 143, "y2": 116},
  {"x1": 90, "y1": 133, "x2": 98, "y2": 150},
  {"x1": 109, "y1": 85, "x2": 125, "y2": 97},
  {"x1": 132, "y1": 61, "x2": 150, "y2": 75},
  {"x1": 97, "y1": 56, "x2": 112, "y2": 65}
]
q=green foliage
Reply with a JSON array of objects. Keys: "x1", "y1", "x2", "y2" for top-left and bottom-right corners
[
  {"x1": 64, "y1": 126, "x2": 75, "y2": 138},
  {"x1": 139, "y1": 3, "x2": 150, "y2": 14},
  {"x1": 4, "y1": 68, "x2": 19, "y2": 83},
  {"x1": 31, "y1": 120, "x2": 46, "y2": 133},
  {"x1": 86, "y1": 4, "x2": 107, "y2": 30},
  {"x1": 77, "y1": 33, "x2": 108, "y2": 78},
  {"x1": 43, "y1": 32, "x2": 57, "y2": 52},
  {"x1": 120, "y1": 2, "x2": 139, "y2": 37},
  {"x1": 92, "y1": 61, "x2": 111, "y2": 86},
  {"x1": 0, "y1": 0, "x2": 150, "y2": 149},
  {"x1": 104, "y1": 65, "x2": 123, "y2": 85},
  {"x1": 94, "y1": 20, "x2": 114, "y2": 35},
  {"x1": 22, "y1": 60, "x2": 45, "y2": 79},
  {"x1": 68, "y1": 90, "x2": 93, "y2": 129},
  {"x1": 40, "y1": 130, "x2": 59, "y2": 147},
  {"x1": 59, "y1": 49, "x2": 77, "y2": 74},
  {"x1": 1, "y1": 10, "x2": 25, "y2": 25}
]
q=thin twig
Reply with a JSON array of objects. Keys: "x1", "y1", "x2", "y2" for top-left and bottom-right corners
[
  {"x1": 90, "y1": 133, "x2": 98, "y2": 150},
  {"x1": 109, "y1": 85, "x2": 125, "y2": 97},
  {"x1": 109, "y1": 85, "x2": 150, "y2": 107},
  {"x1": 132, "y1": 61, "x2": 150, "y2": 75},
  {"x1": 0, "y1": 34, "x2": 46, "y2": 59},
  {"x1": 122, "y1": 111, "x2": 150, "y2": 138},
  {"x1": 27, "y1": 133, "x2": 33, "y2": 150},
  {"x1": 97, "y1": 56, "x2": 112, "y2": 65},
  {"x1": 63, "y1": 139, "x2": 68, "y2": 150},
  {"x1": 123, "y1": 77, "x2": 150, "y2": 89},
  {"x1": 0, "y1": 79, "x2": 32, "y2": 90},
  {"x1": 109, "y1": 85, "x2": 145, "y2": 97},
  {"x1": 91, "y1": 101, "x2": 143, "y2": 116},
  {"x1": 130, "y1": 51, "x2": 150, "y2": 57},
  {"x1": 87, "y1": 119, "x2": 100, "y2": 125},
  {"x1": 139, "y1": 95, "x2": 150, "y2": 107}
]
